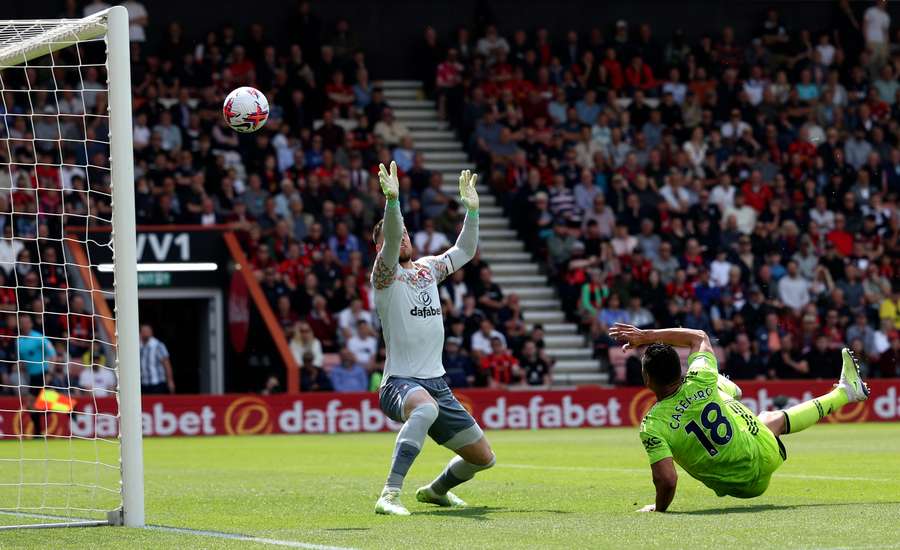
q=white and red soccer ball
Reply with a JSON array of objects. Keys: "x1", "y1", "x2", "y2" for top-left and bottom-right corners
[{"x1": 223, "y1": 86, "x2": 269, "y2": 133}]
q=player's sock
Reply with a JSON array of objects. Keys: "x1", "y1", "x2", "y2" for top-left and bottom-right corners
[
  {"x1": 782, "y1": 387, "x2": 848, "y2": 434},
  {"x1": 428, "y1": 454, "x2": 496, "y2": 495},
  {"x1": 383, "y1": 402, "x2": 438, "y2": 491},
  {"x1": 783, "y1": 348, "x2": 869, "y2": 434}
]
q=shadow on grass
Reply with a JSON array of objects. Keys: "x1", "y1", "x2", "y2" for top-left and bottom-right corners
[
  {"x1": 413, "y1": 506, "x2": 572, "y2": 520},
  {"x1": 672, "y1": 501, "x2": 900, "y2": 515}
]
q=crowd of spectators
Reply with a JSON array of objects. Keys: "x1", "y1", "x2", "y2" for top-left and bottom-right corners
[
  {"x1": 421, "y1": 2, "x2": 900, "y2": 382},
  {"x1": 1, "y1": 0, "x2": 559, "y2": 394}
]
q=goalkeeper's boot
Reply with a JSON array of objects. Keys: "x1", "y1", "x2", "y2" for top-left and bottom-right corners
[
  {"x1": 416, "y1": 485, "x2": 467, "y2": 507},
  {"x1": 838, "y1": 348, "x2": 870, "y2": 403},
  {"x1": 375, "y1": 488, "x2": 410, "y2": 516}
]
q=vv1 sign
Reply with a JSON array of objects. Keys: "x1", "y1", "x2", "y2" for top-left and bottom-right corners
[{"x1": 83, "y1": 228, "x2": 230, "y2": 288}]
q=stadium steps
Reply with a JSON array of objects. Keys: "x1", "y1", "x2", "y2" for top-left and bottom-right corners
[
  {"x1": 383, "y1": 79, "x2": 606, "y2": 386},
  {"x1": 416, "y1": 141, "x2": 462, "y2": 152},
  {"x1": 388, "y1": 99, "x2": 433, "y2": 109},
  {"x1": 382, "y1": 88, "x2": 419, "y2": 100}
]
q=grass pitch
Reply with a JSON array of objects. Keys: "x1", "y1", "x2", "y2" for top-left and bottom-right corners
[{"x1": 1, "y1": 424, "x2": 899, "y2": 549}]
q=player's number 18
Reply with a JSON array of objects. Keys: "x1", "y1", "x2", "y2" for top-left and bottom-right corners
[{"x1": 684, "y1": 402, "x2": 733, "y2": 456}]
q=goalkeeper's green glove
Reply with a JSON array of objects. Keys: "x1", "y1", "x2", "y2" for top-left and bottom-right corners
[
  {"x1": 378, "y1": 160, "x2": 399, "y2": 201},
  {"x1": 459, "y1": 169, "x2": 479, "y2": 212}
]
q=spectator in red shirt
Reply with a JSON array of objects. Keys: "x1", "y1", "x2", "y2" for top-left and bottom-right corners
[
  {"x1": 278, "y1": 241, "x2": 310, "y2": 289},
  {"x1": 306, "y1": 295, "x2": 337, "y2": 352},
  {"x1": 325, "y1": 71, "x2": 354, "y2": 117},
  {"x1": 624, "y1": 56, "x2": 656, "y2": 92},
  {"x1": 601, "y1": 48, "x2": 624, "y2": 90},
  {"x1": 436, "y1": 48, "x2": 464, "y2": 123},
  {"x1": 827, "y1": 214, "x2": 854, "y2": 256},
  {"x1": 740, "y1": 170, "x2": 774, "y2": 212},
  {"x1": 787, "y1": 128, "x2": 818, "y2": 164},
  {"x1": 228, "y1": 45, "x2": 256, "y2": 85},
  {"x1": 250, "y1": 243, "x2": 276, "y2": 273},
  {"x1": 480, "y1": 337, "x2": 522, "y2": 388},
  {"x1": 627, "y1": 247, "x2": 653, "y2": 283}
]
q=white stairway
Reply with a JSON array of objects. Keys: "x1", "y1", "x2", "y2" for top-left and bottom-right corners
[{"x1": 380, "y1": 80, "x2": 607, "y2": 385}]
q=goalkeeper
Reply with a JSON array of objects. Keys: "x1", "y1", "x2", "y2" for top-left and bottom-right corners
[
  {"x1": 371, "y1": 162, "x2": 495, "y2": 516},
  {"x1": 608, "y1": 323, "x2": 870, "y2": 513}
]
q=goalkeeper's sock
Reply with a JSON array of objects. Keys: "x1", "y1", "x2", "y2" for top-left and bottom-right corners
[
  {"x1": 383, "y1": 402, "x2": 438, "y2": 491},
  {"x1": 782, "y1": 388, "x2": 848, "y2": 434},
  {"x1": 429, "y1": 454, "x2": 495, "y2": 495}
]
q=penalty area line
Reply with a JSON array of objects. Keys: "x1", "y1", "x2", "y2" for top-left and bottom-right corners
[{"x1": 145, "y1": 525, "x2": 357, "y2": 550}]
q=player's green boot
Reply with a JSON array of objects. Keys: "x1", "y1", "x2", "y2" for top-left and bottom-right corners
[
  {"x1": 838, "y1": 348, "x2": 870, "y2": 403},
  {"x1": 416, "y1": 485, "x2": 467, "y2": 507},
  {"x1": 375, "y1": 488, "x2": 410, "y2": 516}
]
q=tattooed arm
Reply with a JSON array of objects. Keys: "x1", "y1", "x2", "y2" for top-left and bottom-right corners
[{"x1": 372, "y1": 161, "x2": 402, "y2": 290}]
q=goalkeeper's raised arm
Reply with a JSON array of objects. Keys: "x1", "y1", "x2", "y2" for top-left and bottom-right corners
[
  {"x1": 371, "y1": 161, "x2": 407, "y2": 289},
  {"x1": 429, "y1": 169, "x2": 480, "y2": 277}
]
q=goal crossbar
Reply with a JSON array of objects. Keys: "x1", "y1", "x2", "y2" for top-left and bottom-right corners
[{"x1": 0, "y1": 14, "x2": 108, "y2": 69}]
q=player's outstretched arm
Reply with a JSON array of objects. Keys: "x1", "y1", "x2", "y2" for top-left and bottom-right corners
[
  {"x1": 426, "y1": 170, "x2": 480, "y2": 280},
  {"x1": 372, "y1": 161, "x2": 402, "y2": 289},
  {"x1": 638, "y1": 457, "x2": 677, "y2": 513},
  {"x1": 609, "y1": 323, "x2": 713, "y2": 355}
]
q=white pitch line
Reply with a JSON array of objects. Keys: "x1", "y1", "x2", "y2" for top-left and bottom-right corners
[
  {"x1": 0, "y1": 510, "x2": 356, "y2": 550},
  {"x1": 145, "y1": 525, "x2": 356, "y2": 550},
  {"x1": 500, "y1": 463, "x2": 897, "y2": 483}
]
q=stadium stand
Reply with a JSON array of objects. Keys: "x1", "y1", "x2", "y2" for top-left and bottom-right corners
[{"x1": 2, "y1": 1, "x2": 899, "y2": 395}]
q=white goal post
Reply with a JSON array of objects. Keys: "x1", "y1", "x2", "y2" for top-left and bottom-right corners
[{"x1": 0, "y1": 6, "x2": 143, "y2": 529}]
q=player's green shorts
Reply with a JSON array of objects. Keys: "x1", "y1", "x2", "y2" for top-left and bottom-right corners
[{"x1": 724, "y1": 420, "x2": 787, "y2": 499}]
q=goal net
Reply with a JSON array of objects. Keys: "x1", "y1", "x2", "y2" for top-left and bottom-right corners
[{"x1": 0, "y1": 7, "x2": 143, "y2": 529}]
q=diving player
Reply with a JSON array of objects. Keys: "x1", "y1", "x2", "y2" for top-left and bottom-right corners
[
  {"x1": 608, "y1": 323, "x2": 869, "y2": 512},
  {"x1": 371, "y1": 161, "x2": 496, "y2": 516}
]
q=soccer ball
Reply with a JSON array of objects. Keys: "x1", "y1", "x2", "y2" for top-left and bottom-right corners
[{"x1": 223, "y1": 86, "x2": 269, "y2": 133}]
